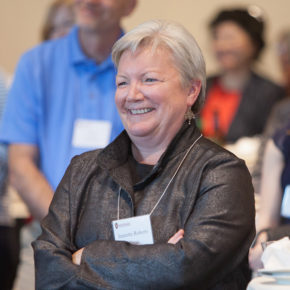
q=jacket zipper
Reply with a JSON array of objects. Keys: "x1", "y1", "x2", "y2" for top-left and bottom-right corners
[{"x1": 117, "y1": 186, "x2": 134, "y2": 219}]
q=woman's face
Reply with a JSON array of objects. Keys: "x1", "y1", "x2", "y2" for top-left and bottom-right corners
[
  {"x1": 50, "y1": 5, "x2": 74, "y2": 40},
  {"x1": 212, "y1": 21, "x2": 257, "y2": 71},
  {"x1": 115, "y1": 46, "x2": 200, "y2": 143}
]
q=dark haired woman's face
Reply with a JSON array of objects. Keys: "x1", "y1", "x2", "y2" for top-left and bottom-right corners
[{"x1": 212, "y1": 21, "x2": 256, "y2": 71}]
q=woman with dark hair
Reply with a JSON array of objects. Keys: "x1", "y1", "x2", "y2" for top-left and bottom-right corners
[{"x1": 200, "y1": 7, "x2": 285, "y2": 144}]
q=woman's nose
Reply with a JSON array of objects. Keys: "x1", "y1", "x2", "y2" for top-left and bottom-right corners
[{"x1": 127, "y1": 82, "x2": 144, "y2": 101}]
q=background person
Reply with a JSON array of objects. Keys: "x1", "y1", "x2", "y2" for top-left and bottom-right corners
[
  {"x1": 200, "y1": 7, "x2": 285, "y2": 144},
  {"x1": 252, "y1": 30, "x2": 290, "y2": 192},
  {"x1": 0, "y1": 1, "x2": 136, "y2": 289},
  {"x1": 0, "y1": 2, "x2": 75, "y2": 287},
  {"x1": 41, "y1": 0, "x2": 75, "y2": 41},
  {"x1": 249, "y1": 121, "x2": 290, "y2": 271},
  {"x1": 0, "y1": 69, "x2": 21, "y2": 290},
  {"x1": 33, "y1": 19, "x2": 255, "y2": 290},
  {"x1": 0, "y1": 0, "x2": 137, "y2": 221}
]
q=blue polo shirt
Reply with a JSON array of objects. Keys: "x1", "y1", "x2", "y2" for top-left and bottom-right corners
[{"x1": 0, "y1": 26, "x2": 123, "y2": 190}]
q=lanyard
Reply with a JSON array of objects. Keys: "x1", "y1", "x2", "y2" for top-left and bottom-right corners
[{"x1": 117, "y1": 134, "x2": 202, "y2": 220}]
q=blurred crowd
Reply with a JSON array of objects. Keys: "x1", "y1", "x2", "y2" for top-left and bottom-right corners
[{"x1": 0, "y1": 0, "x2": 289, "y2": 289}]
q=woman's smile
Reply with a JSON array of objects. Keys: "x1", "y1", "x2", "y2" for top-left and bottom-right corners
[
  {"x1": 128, "y1": 108, "x2": 154, "y2": 115},
  {"x1": 115, "y1": 45, "x2": 198, "y2": 143}
]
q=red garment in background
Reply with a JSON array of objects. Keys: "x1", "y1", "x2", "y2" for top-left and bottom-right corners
[{"x1": 201, "y1": 80, "x2": 242, "y2": 139}]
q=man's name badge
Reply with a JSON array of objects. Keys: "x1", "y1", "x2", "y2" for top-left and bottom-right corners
[
  {"x1": 72, "y1": 119, "x2": 112, "y2": 149},
  {"x1": 112, "y1": 214, "x2": 154, "y2": 245}
]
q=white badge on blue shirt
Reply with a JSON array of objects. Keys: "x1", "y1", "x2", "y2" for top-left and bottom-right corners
[
  {"x1": 72, "y1": 119, "x2": 112, "y2": 149},
  {"x1": 281, "y1": 185, "x2": 290, "y2": 218},
  {"x1": 112, "y1": 214, "x2": 154, "y2": 245}
]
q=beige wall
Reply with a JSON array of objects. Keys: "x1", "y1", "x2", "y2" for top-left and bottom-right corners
[
  {"x1": 1, "y1": 0, "x2": 290, "y2": 83},
  {"x1": 0, "y1": 0, "x2": 52, "y2": 73}
]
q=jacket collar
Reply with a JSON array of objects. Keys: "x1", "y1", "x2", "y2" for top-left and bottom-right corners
[{"x1": 97, "y1": 122, "x2": 202, "y2": 193}]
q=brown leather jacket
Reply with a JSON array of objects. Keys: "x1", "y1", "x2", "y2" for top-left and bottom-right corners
[{"x1": 33, "y1": 123, "x2": 255, "y2": 289}]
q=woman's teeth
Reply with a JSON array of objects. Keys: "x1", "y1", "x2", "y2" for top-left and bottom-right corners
[{"x1": 130, "y1": 108, "x2": 153, "y2": 115}]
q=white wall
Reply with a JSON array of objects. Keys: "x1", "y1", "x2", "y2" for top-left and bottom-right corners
[{"x1": 1, "y1": 0, "x2": 290, "y2": 82}]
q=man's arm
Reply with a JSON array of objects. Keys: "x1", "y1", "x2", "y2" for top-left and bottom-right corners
[{"x1": 9, "y1": 144, "x2": 53, "y2": 220}]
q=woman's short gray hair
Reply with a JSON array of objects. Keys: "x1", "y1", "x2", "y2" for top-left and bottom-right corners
[{"x1": 112, "y1": 19, "x2": 206, "y2": 114}]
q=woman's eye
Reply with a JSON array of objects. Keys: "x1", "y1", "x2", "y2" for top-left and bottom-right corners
[
  {"x1": 117, "y1": 81, "x2": 127, "y2": 87},
  {"x1": 145, "y1": 78, "x2": 157, "y2": 83}
]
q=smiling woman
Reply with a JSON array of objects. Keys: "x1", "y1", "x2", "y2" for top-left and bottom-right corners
[
  {"x1": 33, "y1": 20, "x2": 255, "y2": 289},
  {"x1": 114, "y1": 46, "x2": 200, "y2": 163}
]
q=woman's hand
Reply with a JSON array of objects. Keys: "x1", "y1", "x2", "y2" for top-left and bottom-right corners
[
  {"x1": 72, "y1": 248, "x2": 84, "y2": 265},
  {"x1": 248, "y1": 231, "x2": 268, "y2": 271},
  {"x1": 168, "y1": 229, "x2": 184, "y2": 244}
]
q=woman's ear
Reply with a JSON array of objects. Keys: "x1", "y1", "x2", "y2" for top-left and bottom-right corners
[{"x1": 187, "y1": 80, "x2": 201, "y2": 107}]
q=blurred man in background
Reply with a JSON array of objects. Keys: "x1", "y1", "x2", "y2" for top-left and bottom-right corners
[
  {"x1": 0, "y1": 0, "x2": 137, "y2": 220},
  {"x1": 0, "y1": 1, "x2": 136, "y2": 288}
]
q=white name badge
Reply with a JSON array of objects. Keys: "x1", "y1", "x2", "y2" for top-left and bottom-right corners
[
  {"x1": 112, "y1": 214, "x2": 154, "y2": 245},
  {"x1": 281, "y1": 185, "x2": 290, "y2": 218},
  {"x1": 72, "y1": 119, "x2": 112, "y2": 149}
]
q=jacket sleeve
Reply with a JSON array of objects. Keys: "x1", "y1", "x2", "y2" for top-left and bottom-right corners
[
  {"x1": 33, "y1": 154, "x2": 255, "y2": 290},
  {"x1": 32, "y1": 157, "x2": 81, "y2": 289}
]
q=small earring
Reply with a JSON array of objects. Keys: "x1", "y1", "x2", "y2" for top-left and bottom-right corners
[{"x1": 184, "y1": 108, "x2": 195, "y2": 125}]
